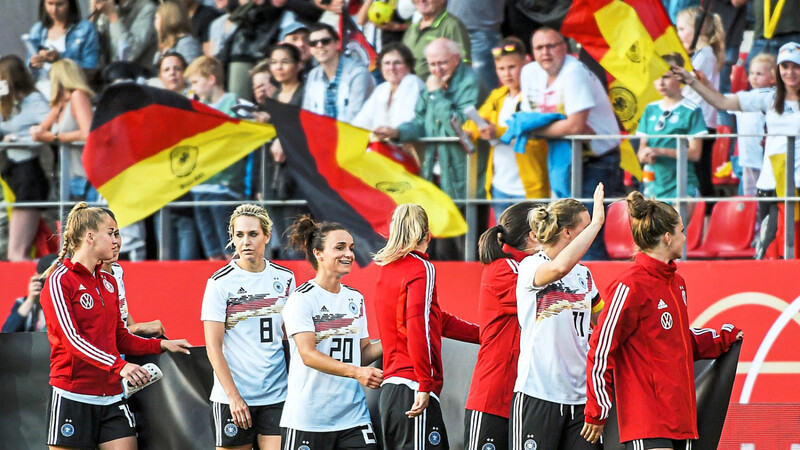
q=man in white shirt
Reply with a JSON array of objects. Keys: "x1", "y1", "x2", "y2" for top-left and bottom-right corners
[{"x1": 519, "y1": 28, "x2": 623, "y2": 259}]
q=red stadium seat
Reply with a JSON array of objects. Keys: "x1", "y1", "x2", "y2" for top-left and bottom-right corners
[
  {"x1": 712, "y1": 125, "x2": 738, "y2": 186},
  {"x1": 730, "y1": 53, "x2": 750, "y2": 94},
  {"x1": 687, "y1": 198, "x2": 757, "y2": 258},
  {"x1": 604, "y1": 201, "x2": 636, "y2": 259},
  {"x1": 685, "y1": 201, "x2": 706, "y2": 251}
]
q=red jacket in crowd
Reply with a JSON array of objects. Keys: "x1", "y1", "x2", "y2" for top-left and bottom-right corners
[
  {"x1": 465, "y1": 247, "x2": 526, "y2": 418},
  {"x1": 41, "y1": 258, "x2": 163, "y2": 396},
  {"x1": 374, "y1": 251, "x2": 479, "y2": 395},
  {"x1": 585, "y1": 252, "x2": 740, "y2": 441}
]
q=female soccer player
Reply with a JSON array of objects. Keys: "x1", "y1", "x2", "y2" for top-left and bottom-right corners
[
  {"x1": 510, "y1": 184, "x2": 605, "y2": 450},
  {"x1": 372, "y1": 204, "x2": 479, "y2": 450},
  {"x1": 464, "y1": 201, "x2": 539, "y2": 450},
  {"x1": 201, "y1": 204, "x2": 296, "y2": 450},
  {"x1": 40, "y1": 203, "x2": 190, "y2": 450},
  {"x1": 101, "y1": 208, "x2": 165, "y2": 338},
  {"x1": 581, "y1": 192, "x2": 743, "y2": 449},
  {"x1": 281, "y1": 215, "x2": 383, "y2": 449}
]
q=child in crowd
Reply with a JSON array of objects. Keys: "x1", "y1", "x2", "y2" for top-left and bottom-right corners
[
  {"x1": 636, "y1": 53, "x2": 707, "y2": 208},
  {"x1": 676, "y1": 6, "x2": 725, "y2": 198},
  {"x1": 464, "y1": 36, "x2": 549, "y2": 223},
  {"x1": 184, "y1": 56, "x2": 249, "y2": 261},
  {"x1": 734, "y1": 53, "x2": 777, "y2": 196}
]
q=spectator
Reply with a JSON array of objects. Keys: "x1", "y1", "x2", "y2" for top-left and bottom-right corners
[
  {"x1": 154, "y1": 1, "x2": 203, "y2": 66},
  {"x1": 402, "y1": 0, "x2": 471, "y2": 79},
  {"x1": 447, "y1": 0, "x2": 504, "y2": 89},
  {"x1": 204, "y1": 0, "x2": 239, "y2": 58},
  {"x1": 303, "y1": 23, "x2": 375, "y2": 123},
  {"x1": 222, "y1": 0, "x2": 322, "y2": 101},
  {"x1": 741, "y1": 0, "x2": 800, "y2": 69},
  {"x1": 0, "y1": 55, "x2": 51, "y2": 262},
  {"x1": 2, "y1": 253, "x2": 57, "y2": 332},
  {"x1": 357, "y1": 0, "x2": 415, "y2": 51},
  {"x1": 184, "y1": 56, "x2": 245, "y2": 260},
  {"x1": 676, "y1": 6, "x2": 725, "y2": 199},
  {"x1": 375, "y1": 38, "x2": 486, "y2": 199},
  {"x1": 280, "y1": 22, "x2": 313, "y2": 74},
  {"x1": 374, "y1": 38, "x2": 488, "y2": 259},
  {"x1": 91, "y1": 0, "x2": 159, "y2": 69},
  {"x1": 30, "y1": 59, "x2": 96, "y2": 203},
  {"x1": 352, "y1": 42, "x2": 424, "y2": 131},
  {"x1": 253, "y1": 46, "x2": 308, "y2": 258},
  {"x1": 153, "y1": 51, "x2": 204, "y2": 261},
  {"x1": 27, "y1": 0, "x2": 100, "y2": 97},
  {"x1": 464, "y1": 37, "x2": 549, "y2": 222},
  {"x1": 734, "y1": 54, "x2": 777, "y2": 197},
  {"x1": 519, "y1": 28, "x2": 622, "y2": 260},
  {"x1": 157, "y1": 50, "x2": 189, "y2": 93},
  {"x1": 672, "y1": 42, "x2": 800, "y2": 259},
  {"x1": 181, "y1": 0, "x2": 222, "y2": 46},
  {"x1": 636, "y1": 53, "x2": 706, "y2": 208}
]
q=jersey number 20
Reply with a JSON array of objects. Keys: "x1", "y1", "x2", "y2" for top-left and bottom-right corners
[{"x1": 329, "y1": 337, "x2": 354, "y2": 363}]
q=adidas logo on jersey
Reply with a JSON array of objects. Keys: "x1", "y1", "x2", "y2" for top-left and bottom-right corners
[
  {"x1": 658, "y1": 299, "x2": 668, "y2": 310},
  {"x1": 78, "y1": 284, "x2": 87, "y2": 291},
  {"x1": 320, "y1": 306, "x2": 329, "y2": 313},
  {"x1": 237, "y1": 287, "x2": 247, "y2": 294}
]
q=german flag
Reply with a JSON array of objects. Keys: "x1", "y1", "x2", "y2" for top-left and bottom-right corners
[
  {"x1": 263, "y1": 100, "x2": 467, "y2": 266},
  {"x1": 340, "y1": 13, "x2": 378, "y2": 71},
  {"x1": 83, "y1": 84, "x2": 276, "y2": 227},
  {"x1": 562, "y1": 0, "x2": 692, "y2": 179}
]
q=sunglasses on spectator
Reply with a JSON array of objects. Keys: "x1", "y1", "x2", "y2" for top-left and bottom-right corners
[
  {"x1": 309, "y1": 37, "x2": 335, "y2": 48},
  {"x1": 654, "y1": 109, "x2": 673, "y2": 131},
  {"x1": 491, "y1": 44, "x2": 520, "y2": 57}
]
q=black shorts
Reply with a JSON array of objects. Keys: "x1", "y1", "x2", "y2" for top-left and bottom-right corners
[
  {"x1": 282, "y1": 423, "x2": 378, "y2": 450},
  {"x1": 464, "y1": 409, "x2": 508, "y2": 450},
  {"x1": 625, "y1": 438, "x2": 694, "y2": 450},
  {"x1": 211, "y1": 401, "x2": 283, "y2": 446},
  {"x1": 1, "y1": 158, "x2": 49, "y2": 202},
  {"x1": 46, "y1": 388, "x2": 136, "y2": 449},
  {"x1": 378, "y1": 383, "x2": 449, "y2": 450},
  {"x1": 509, "y1": 392, "x2": 601, "y2": 450}
]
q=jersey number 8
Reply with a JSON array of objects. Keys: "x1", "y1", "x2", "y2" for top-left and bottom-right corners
[{"x1": 260, "y1": 318, "x2": 273, "y2": 343}]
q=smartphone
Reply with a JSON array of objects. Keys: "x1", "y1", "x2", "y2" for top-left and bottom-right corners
[{"x1": 0, "y1": 80, "x2": 9, "y2": 97}]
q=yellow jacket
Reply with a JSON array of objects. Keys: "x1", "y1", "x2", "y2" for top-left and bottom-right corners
[{"x1": 464, "y1": 86, "x2": 550, "y2": 199}]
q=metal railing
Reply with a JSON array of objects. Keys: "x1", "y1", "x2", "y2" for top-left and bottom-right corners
[{"x1": 0, "y1": 132, "x2": 796, "y2": 261}]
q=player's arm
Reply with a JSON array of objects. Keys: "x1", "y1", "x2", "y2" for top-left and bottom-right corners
[
  {"x1": 360, "y1": 338, "x2": 382, "y2": 366},
  {"x1": 204, "y1": 320, "x2": 252, "y2": 430},
  {"x1": 691, "y1": 324, "x2": 743, "y2": 360},
  {"x1": 441, "y1": 311, "x2": 479, "y2": 343},
  {"x1": 292, "y1": 331, "x2": 383, "y2": 389},
  {"x1": 126, "y1": 313, "x2": 166, "y2": 338}
]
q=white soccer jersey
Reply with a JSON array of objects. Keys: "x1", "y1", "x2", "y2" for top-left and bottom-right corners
[
  {"x1": 515, "y1": 251, "x2": 599, "y2": 404},
  {"x1": 280, "y1": 280, "x2": 372, "y2": 432},
  {"x1": 200, "y1": 259, "x2": 296, "y2": 406},
  {"x1": 104, "y1": 262, "x2": 128, "y2": 323}
]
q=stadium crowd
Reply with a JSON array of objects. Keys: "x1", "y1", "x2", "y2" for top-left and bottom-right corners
[{"x1": 0, "y1": 0, "x2": 799, "y2": 263}]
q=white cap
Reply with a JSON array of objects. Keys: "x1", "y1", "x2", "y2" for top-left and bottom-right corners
[{"x1": 777, "y1": 42, "x2": 800, "y2": 65}]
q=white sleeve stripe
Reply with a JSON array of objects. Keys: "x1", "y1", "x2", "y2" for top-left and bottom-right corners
[
  {"x1": 49, "y1": 267, "x2": 117, "y2": 367},
  {"x1": 411, "y1": 253, "x2": 435, "y2": 377},
  {"x1": 691, "y1": 327, "x2": 720, "y2": 338},
  {"x1": 591, "y1": 283, "x2": 629, "y2": 419},
  {"x1": 505, "y1": 259, "x2": 519, "y2": 274}
]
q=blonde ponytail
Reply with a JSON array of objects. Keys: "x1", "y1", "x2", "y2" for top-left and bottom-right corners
[
  {"x1": 373, "y1": 204, "x2": 429, "y2": 266},
  {"x1": 43, "y1": 202, "x2": 111, "y2": 277},
  {"x1": 529, "y1": 199, "x2": 587, "y2": 247}
]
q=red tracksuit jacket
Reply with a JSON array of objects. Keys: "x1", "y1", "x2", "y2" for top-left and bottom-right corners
[
  {"x1": 41, "y1": 258, "x2": 162, "y2": 396},
  {"x1": 374, "y1": 251, "x2": 479, "y2": 395},
  {"x1": 465, "y1": 247, "x2": 526, "y2": 418},
  {"x1": 585, "y1": 253, "x2": 740, "y2": 441}
]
